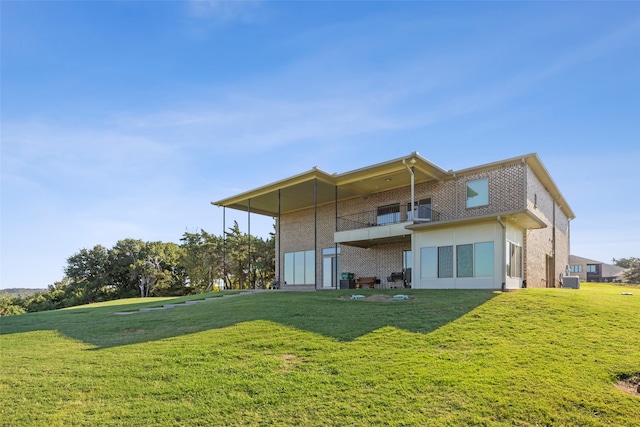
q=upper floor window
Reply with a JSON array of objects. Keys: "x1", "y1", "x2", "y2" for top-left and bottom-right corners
[{"x1": 466, "y1": 178, "x2": 489, "y2": 208}]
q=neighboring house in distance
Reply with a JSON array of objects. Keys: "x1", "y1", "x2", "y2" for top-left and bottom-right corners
[
  {"x1": 213, "y1": 152, "x2": 575, "y2": 290},
  {"x1": 569, "y1": 255, "x2": 628, "y2": 282}
]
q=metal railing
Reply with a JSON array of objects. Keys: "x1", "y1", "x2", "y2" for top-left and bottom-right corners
[{"x1": 337, "y1": 204, "x2": 441, "y2": 232}]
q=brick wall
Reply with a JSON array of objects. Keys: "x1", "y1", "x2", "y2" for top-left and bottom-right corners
[
  {"x1": 275, "y1": 160, "x2": 569, "y2": 290},
  {"x1": 524, "y1": 166, "x2": 570, "y2": 288}
]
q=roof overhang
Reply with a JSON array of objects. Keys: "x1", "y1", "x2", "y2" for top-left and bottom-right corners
[
  {"x1": 211, "y1": 153, "x2": 449, "y2": 216},
  {"x1": 405, "y1": 209, "x2": 548, "y2": 231},
  {"x1": 455, "y1": 153, "x2": 575, "y2": 221}
]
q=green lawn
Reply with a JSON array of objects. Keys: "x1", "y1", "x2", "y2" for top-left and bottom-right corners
[{"x1": 1, "y1": 284, "x2": 639, "y2": 426}]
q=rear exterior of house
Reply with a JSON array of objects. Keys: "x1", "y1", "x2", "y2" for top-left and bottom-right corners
[{"x1": 213, "y1": 153, "x2": 575, "y2": 291}]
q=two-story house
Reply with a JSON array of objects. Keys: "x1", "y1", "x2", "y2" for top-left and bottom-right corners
[
  {"x1": 213, "y1": 152, "x2": 575, "y2": 290},
  {"x1": 569, "y1": 255, "x2": 628, "y2": 283}
]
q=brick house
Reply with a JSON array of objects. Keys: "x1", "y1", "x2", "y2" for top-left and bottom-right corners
[
  {"x1": 569, "y1": 255, "x2": 628, "y2": 283},
  {"x1": 213, "y1": 152, "x2": 575, "y2": 290}
]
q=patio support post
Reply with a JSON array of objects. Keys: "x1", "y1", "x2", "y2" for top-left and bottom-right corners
[
  {"x1": 314, "y1": 178, "x2": 318, "y2": 290},
  {"x1": 410, "y1": 166, "x2": 415, "y2": 219},
  {"x1": 278, "y1": 189, "x2": 281, "y2": 288},
  {"x1": 248, "y1": 198, "x2": 251, "y2": 290},
  {"x1": 223, "y1": 206, "x2": 226, "y2": 290},
  {"x1": 335, "y1": 184, "x2": 338, "y2": 289}
]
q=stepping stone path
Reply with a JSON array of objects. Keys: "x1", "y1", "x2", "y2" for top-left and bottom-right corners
[{"x1": 113, "y1": 292, "x2": 254, "y2": 315}]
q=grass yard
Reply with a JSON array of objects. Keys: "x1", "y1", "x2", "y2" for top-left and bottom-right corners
[{"x1": 1, "y1": 284, "x2": 639, "y2": 426}]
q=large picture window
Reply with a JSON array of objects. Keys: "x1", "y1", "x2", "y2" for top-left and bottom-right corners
[
  {"x1": 466, "y1": 178, "x2": 489, "y2": 208},
  {"x1": 284, "y1": 250, "x2": 315, "y2": 285},
  {"x1": 422, "y1": 242, "x2": 494, "y2": 280}
]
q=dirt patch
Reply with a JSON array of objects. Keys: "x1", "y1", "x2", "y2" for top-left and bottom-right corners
[
  {"x1": 339, "y1": 294, "x2": 414, "y2": 301},
  {"x1": 615, "y1": 374, "x2": 640, "y2": 397},
  {"x1": 278, "y1": 354, "x2": 302, "y2": 373}
]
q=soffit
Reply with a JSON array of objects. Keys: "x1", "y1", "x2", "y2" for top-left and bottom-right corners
[
  {"x1": 405, "y1": 209, "x2": 547, "y2": 231},
  {"x1": 212, "y1": 153, "x2": 450, "y2": 216}
]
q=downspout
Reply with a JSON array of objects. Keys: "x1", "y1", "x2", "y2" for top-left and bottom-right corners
[
  {"x1": 497, "y1": 216, "x2": 507, "y2": 292},
  {"x1": 314, "y1": 178, "x2": 318, "y2": 290},
  {"x1": 552, "y1": 200, "x2": 556, "y2": 288},
  {"x1": 248, "y1": 198, "x2": 251, "y2": 290},
  {"x1": 402, "y1": 159, "x2": 415, "y2": 220},
  {"x1": 278, "y1": 189, "x2": 281, "y2": 287},
  {"x1": 522, "y1": 159, "x2": 527, "y2": 285}
]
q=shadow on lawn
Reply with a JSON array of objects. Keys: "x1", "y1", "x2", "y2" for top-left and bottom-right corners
[{"x1": 1, "y1": 290, "x2": 498, "y2": 348}]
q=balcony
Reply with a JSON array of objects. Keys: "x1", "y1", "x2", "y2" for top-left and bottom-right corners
[
  {"x1": 337, "y1": 204, "x2": 441, "y2": 232},
  {"x1": 335, "y1": 204, "x2": 441, "y2": 248}
]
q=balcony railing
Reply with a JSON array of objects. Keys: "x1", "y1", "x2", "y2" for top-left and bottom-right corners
[{"x1": 337, "y1": 204, "x2": 441, "y2": 232}]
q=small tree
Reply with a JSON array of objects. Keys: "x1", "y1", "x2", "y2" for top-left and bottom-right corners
[{"x1": 622, "y1": 257, "x2": 640, "y2": 284}]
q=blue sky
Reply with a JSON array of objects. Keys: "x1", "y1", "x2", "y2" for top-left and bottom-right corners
[{"x1": 1, "y1": 1, "x2": 639, "y2": 289}]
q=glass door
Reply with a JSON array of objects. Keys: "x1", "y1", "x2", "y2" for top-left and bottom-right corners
[{"x1": 322, "y1": 247, "x2": 341, "y2": 288}]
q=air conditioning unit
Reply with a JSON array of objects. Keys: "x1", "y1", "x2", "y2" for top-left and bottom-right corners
[{"x1": 562, "y1": 276, "x2": 580, "y2": 289}]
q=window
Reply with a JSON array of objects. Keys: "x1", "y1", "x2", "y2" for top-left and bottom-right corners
[
  {"x1": 506, "y1": 242, "x2": 522, "y2": 278},
  {"x1": 474, "y1": 242, "x2": 494, "y2": 277},
  {"x1": 403, "y1": 250, "x2": 412, "y2": 269},
  {"x1": 420, "y1": 247, "x2": 437, "y2": 279},
  {"x1": 420, "y1": 242, "x2": 494, "y2": 279},
  {"x1": 284, "y1": 250, "x2": 315, "y2": 285},
  {"x1": 438, "y1": 246, "x2": 454, "y2": 278},
  {"x1": 457, "y1": 244, "x2": 473, "y2": 277},
  {"x1": 457, "y1": 242, "x2": 494, "y2": 278},
  {"x1": 570, "y1": 265, "x2": 582, "y2": 273},
  {"x1": 466, "y1": 178, "x2": 489, "y2": 208},
  {"x1": 422, "y1": 243, "x2": 494, "y2": 279},
  {"x1": 587, "y1": 264, "x2": 598, "y2": 273},
  {"x1": 377, "y1": 204, "x2": 400, "y2": 225}
]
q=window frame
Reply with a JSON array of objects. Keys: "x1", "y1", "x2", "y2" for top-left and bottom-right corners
[
  {"x1": 466, "y1": 178, "x2": 489, "y2": 208},
  {"x1": 283, "y1": 250, "x2": 316, "y2": 285}
]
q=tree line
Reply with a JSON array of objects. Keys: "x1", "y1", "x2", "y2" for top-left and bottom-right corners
[{"x1": 0, "y1": 222, "x2": 274, "y2": 316}]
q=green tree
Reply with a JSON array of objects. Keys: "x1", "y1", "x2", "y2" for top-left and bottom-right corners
[
  {"x1": 622, "y1": 257, "x2": 640, "y2": 284},
  {"x1": 613, "y1": 257, "x2": 634, "y2": 269},
  {"x1": 250, "y1": 231, "x2": 275, "y2": 289},
  {"x1": 129, "y1": 241, "x2": 186, "y2": 297},
  {"x1": 64, "y1": 245, "x2": 112, "y2": 304},
  {"x1": 109, "y1": 239, "x2": 148, "y2": 298},
  {"x1": 180, "y1": 230, "x2": 223, "y2": 292},
  {"x1": 0, "y1": 293, "x2": 26, "y2": 316},
  {"x1": 224, "y1": 221, "x2": 249, "y2": 289}
]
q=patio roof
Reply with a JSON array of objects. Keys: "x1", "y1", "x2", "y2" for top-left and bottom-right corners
[
  {"x1": 211, "y1": 152, "x2": 575, "y2": 221},
  {"x1": 211, "y1": 152, "x2": 449, "y2": 216}
]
